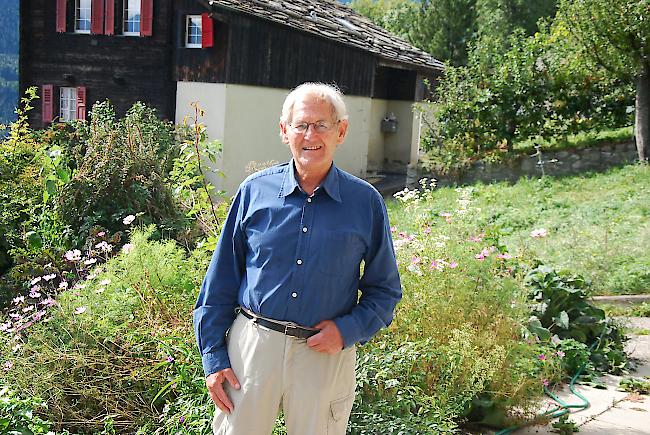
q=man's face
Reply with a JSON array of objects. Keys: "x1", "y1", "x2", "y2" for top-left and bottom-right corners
[{"x1": 280, "y1": 95, "x2": 348, "y2": 174}]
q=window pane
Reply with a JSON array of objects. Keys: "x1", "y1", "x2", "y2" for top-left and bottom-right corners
[
  {"x1": 186, "y1": 16, "x2": 202, "y2": 46},
  {"x1": 60, "y1": 88, "x2": 77, "y2": 122},
  {"x1": 124, "y1": 0, "x2": 141, "y2": 34}
]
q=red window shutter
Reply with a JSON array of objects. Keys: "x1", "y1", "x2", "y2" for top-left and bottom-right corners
[
  {"x1": 76, "y1": 87, "x2": 87, "y2": 120},
  {"x1": 91, "y1": 0, "x2": 105, "y2": 34},
  {"x1": 140, "y1": 0, "x2": 153, "y2": 36},
  {"x1": 104, "y1": 0, "x2": 115, "y2": 35},
  {"x1": 42, "y1": 85, "x2": 54, "y2": 125},
  {"x1": 56, "y1": 0, "x2": 67, "y2": 33},
  {"x1": 201, "y1": 13, "x2": 213, "y2": 48}
]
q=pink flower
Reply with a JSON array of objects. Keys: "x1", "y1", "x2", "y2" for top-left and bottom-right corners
[
  {"x1": 424, "y1": 226, "x2": 431, "y2": 235},
  {"x1": 30, "y1": 276, "x2": 42, "y2": 285},
  {"x1": 411, "y1": 256, "x2": 421, "y2": 265},
  {"x1": 475, "y1": 253, "x2": 485, "y2": 261},
  {"x1": 97, "y1": 231, "x2": 106, "y2": 237},
  {"x1": 59, "y1": 281, "x2": 69, "y2": 289},
  {"x1": 439, "y1": 212, "x2": 452, "y2": 218},
  {"x1": 448, "y1": 261, "x2": 458, "y2": 269},
  {"x1": 41, "y1": 298, "x2": 56, "y2": 307},
  {"x1": 121, "y1": 243, "x2": 134, "y2": 254},
  {"x1": 556, "y1": 350, "x2": 565, "y2": 359},
  {"x1": 538, "y1": 354, "x2": 546, "y2": 361},
  {"x1": 166, "y1": 355, "x2": 175, "y2": 363},
  {"x1": 542, "y1": 379, "x2": 549, "y2": 387},
  {"x1": 123, "y1": 214, "x2": 136, "y2": 225},
  {"x1": 12, "y1": 296, "x2": 25, "y2": 305},
  {"x1": 64, "y1": 249, "x2": 82, "y2": 261},
  {"x1": 469, "y1": 233, "x2": 485, "y2": 242},
  {"x1": 3, "y1": 361, "x2": 13, "y2": 372},
  {"x1": 390, "y1": 226, "x2": 396, "y2": 233},
  {"x1": 22, "y1": 305, "x2": 34, "y2": 313},
  {"x1": 74, "y1": 306, "x2": 87, "y2": 315},
  {"x1": 531, "y1": 228, "x2": 548, "y2": 238},
  {"x1": 29, "y1": 289, "x2": 41, "y2": 298},
  {"x1": 43, "y1": 273, "x2": 56, "y2": 281},
  {"x1": 33, "y1": 310, "x2": 46, "y2": 321},
  {"x1": 497, "y1": 253, "x2": 512, "y2": 260}
]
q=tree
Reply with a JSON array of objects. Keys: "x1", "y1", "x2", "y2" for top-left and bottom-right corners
[{"x1": 557, "y1": 0, "x2": 650, "y2": 160}]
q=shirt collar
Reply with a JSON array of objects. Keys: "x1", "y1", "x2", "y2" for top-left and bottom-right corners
[{"x1": 279, "y1": 160, "x2": 342, "y2": 203}]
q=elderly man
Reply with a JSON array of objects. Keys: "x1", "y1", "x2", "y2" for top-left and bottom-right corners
[{"x1": 194, "y1": 82, "x2": 401, "y2": 435}]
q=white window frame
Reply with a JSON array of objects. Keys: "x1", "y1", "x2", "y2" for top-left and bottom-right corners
[
  {"x1": 185, "y1": 15, "x2": 202, "y2": 48},
  {"x1": 75, "y1": 0, "x2": 92, "y2": 34},
  {"x1": 60, "y1": 87, "x2": 78, "y2": 122},
  {"x1": 123, "y1": 0, "x2": 141, "y2": 36}
]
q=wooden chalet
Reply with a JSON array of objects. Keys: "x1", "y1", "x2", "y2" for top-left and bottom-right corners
[{"x1": 20, "y1": 0, "x2": 443, "y2": 193}]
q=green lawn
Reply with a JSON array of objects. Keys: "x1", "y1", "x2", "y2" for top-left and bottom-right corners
[{"x1": 388, "y1": 163, "x2": 650, "y2": 295}]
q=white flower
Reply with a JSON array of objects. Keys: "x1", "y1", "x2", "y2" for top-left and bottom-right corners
[
  {"x1": 123, "y1": 215, "x2": 136, "y2": 225},
  {"x1": 64, "y1": 249, "x2": 82, "y2": 261},
  {"x1": 121, "y1": 243, "x2": 134, "y2": 254},
  {"x1": 74, "y1": 306, "x2": 87, "y2": 315},
  {"x1": 84, "y1": 258, "x2": 97, "y2": 266},
  {"x1": 59, "y1": 281, "x2": 69, "y2": 289},
  {"x1": 95, "y1": 241, "x2": 113, "y2": 252},
  {"x1": 100, "y1": 279, "x2": 111, "y2": 286},
  {"x1": 530, "y1": 228, "x2": 548, "y2": 238},
  {"x1": 43, "y1": 273, "x2": 57, "y2": 281},
  {"x1": 30, "y1": 277, "x2": 42, "y2": 286}
]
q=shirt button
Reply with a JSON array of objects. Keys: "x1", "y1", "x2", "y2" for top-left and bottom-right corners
[
  {"x1": 307, "y1": 198, "x2": 312, "y2": 203},
  {"x1": 296, "y1": 259, "x2": 303, "y2": 265},
  {"x1": 302, "y1": 227, "x2": 308, "y2": 233},
  {"x1": 291, "y1": 292, "x2": 298, "y2": 298}
]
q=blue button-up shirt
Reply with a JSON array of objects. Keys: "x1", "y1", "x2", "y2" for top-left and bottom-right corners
[{"x1": 193, "y1": 161, "x2": 401, "y2": 377}]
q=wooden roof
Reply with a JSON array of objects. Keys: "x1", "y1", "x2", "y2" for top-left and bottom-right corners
[{"x1": 206, "y1": 0, "x2": 445, "y2": 74}]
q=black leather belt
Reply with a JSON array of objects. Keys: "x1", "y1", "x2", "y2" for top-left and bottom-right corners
[{"x1": 239, "y1": 308, "x2": 320, "y2": 339}]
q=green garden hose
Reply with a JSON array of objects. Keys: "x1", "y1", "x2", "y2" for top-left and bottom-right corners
[{"x1": 493, "y1": 334, "x2": 603, "y2": 435}]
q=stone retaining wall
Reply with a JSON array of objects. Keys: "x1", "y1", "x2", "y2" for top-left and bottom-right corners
[{"x1": 420, "y1": 141, "x2": 640, "y2": 186}]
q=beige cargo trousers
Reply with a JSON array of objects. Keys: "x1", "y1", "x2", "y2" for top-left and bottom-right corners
[{"x1": 212, "y1": 313, "x2": 357, "y2": 435}]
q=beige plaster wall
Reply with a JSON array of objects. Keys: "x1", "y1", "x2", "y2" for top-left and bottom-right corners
[
  {"x1": 176, "y1": 83, "x2": 373, "y2": 195},
  {"x1": 383, "y1": 100, "x2": 418, "y2": 173},
  {"x1": 368, "y1": 99, "x2": 388, "y2": 173}
]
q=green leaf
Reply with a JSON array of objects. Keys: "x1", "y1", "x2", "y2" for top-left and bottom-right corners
[
  {"x1": 25, "y1": 231, "x2": 43, "y2": 249},
  {"x1": 554, "y1": 310, "x2": 570, "y2": 329}
]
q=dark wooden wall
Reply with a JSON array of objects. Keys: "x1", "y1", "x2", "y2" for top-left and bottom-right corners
[
  {"x1": 21, "y1": 0, "x2": 176, "y2": 126},
  {"x1": 173, "y1": 0, "x2": 228, "y2": 83},
  {"x1": 224, "y1": 13, "x2": 376, "y2": 96}
]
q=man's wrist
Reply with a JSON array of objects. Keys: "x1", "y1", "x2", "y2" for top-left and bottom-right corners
[{"x1": 201, "y1": 349, "x2": 231, "y2": 377}]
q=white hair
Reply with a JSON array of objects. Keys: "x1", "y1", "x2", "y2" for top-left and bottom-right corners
[{"x1": 280, "y1": 82, "x2": 348, "y2": 124}]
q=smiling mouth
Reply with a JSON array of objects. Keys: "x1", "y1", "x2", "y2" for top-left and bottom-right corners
[{"x1": 302, "y1": 145, "x2": 322, "y2": 151}]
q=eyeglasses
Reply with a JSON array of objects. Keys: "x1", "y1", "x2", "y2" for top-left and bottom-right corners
[{"x1": 288, "y1": 120, "x2": 339, "y2": 134}]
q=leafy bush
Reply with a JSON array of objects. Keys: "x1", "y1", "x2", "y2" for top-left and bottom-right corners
[
  {"x1": 0, "y1": 386, "x2": 53, "y2": 435},
  {"x1": 418, "y1": 23, "x2": 634, "y2": 175},
  {"x1": 54, "y1": 101, "x2": 184, "y2": 245},
  {"x1": 525, "y1": 265, "x2": 628, "y2": 374},
  {"x1": 351, "y1": 181, "x2": 563, "y2": 431},
  {"x1": 0, "y1": 227, "x2": 210, "y2": 433}
]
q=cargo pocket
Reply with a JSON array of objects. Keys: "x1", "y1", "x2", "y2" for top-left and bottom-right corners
[{"x1": 327, "y1": 392, "x2": 355, "y2": 435}]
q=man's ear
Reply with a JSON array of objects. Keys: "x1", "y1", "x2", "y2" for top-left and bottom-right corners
[
  {"x1": 279, "y1": 121, "x2": 290, "y2": 144},
  {"x1": 336, "y1": 119, "x2": 349, "y2": 145}
]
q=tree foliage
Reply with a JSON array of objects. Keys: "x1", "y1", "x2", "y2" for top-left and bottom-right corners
[{"x1": 556, "y1": 0, "x2": 650, "y2": 159}]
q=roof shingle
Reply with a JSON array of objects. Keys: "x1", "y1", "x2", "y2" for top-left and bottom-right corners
[{"x1": 207, "y1": 0, "x2": 445, "y2": 73}]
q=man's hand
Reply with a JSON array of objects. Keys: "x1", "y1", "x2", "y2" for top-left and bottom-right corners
[
  {"x1": 307, "y1": 320, "x2": 344, "y2": 354},
  {"x1": 206, "y1": 368, "x2": 240, "y2": 414}
]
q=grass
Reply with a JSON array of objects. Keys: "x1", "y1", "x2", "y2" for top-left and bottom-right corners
[
  {"x1": 388, "y1": 163, "x2": 650, "y2": 295},
  {"x1": 514, "y1": 126, "x2": 633, "y2": 154},
  {"x1": 600, "y1": 303, "x2": 650, "y2": 318}
]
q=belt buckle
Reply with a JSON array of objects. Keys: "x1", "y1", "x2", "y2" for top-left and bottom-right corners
[{"x1": 284, "y1": 322, "x2": 299, "y2": 336}]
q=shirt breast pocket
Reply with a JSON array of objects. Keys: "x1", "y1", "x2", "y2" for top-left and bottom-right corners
[{"x1": 317, "y1": 231, "x2": 366, "y2": 276}]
